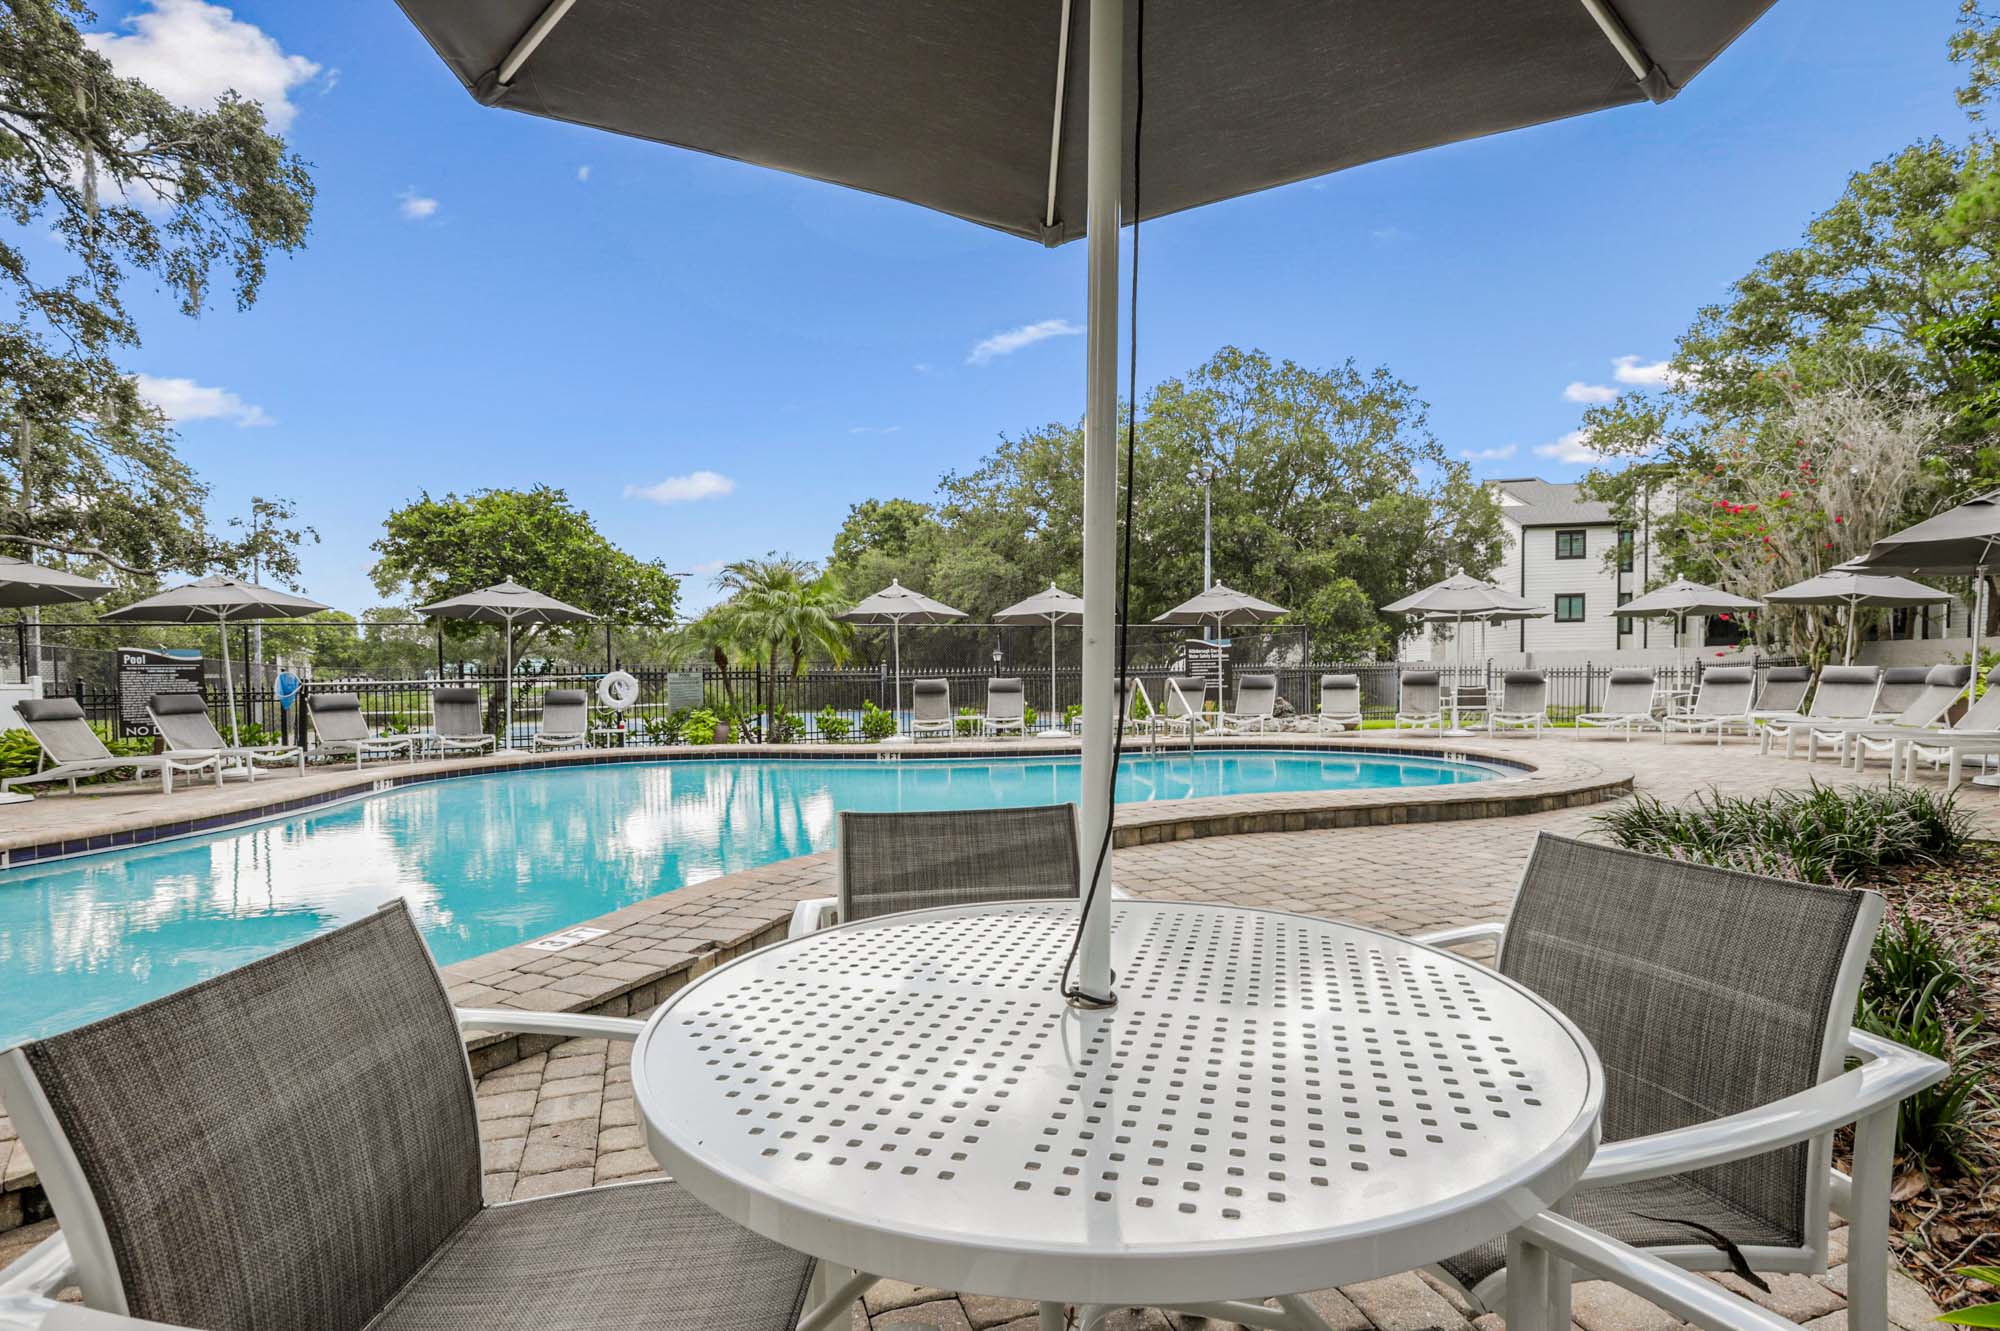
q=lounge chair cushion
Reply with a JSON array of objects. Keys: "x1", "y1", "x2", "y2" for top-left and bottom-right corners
[
  {"x1": 434, "y1": 688, "x2": 480, "y2": 707},
  {"x1": 1762, "y1": 666, "x2": 1811, "y2": 684},
  {"x1": 1321, "y1": 674, "x2": 1359, "y2": 690},
  {"x1": 1881, "y1": 667, "x2": 1930, "y2": 687},
  {"x1": 1401, "y1": 670, "x2": 1440, "y2": 686},
  {"x1": 368, "y1": 1179, "x2": 814, "y2": 1331},
  {"x1": 17, "y1": 697, "x2": 85, "y2": 723},
  {"x1": 1606, "y1": 669, "x2": 1654, "y2": 685},
  {"x1": 1502, "y1": 670, "x2": 1545, "y2": 686},
  {"x1": 147, "y1": 692, "x2": 208, "y2": 718},
  {"x1": 543, "y1": 689, "x2": 588, "y2": 709},
  {"x1": 912, "y1": 680, "x2": 949, "y2": 702},
  {"x1": 311, "y1": 693, "x2": 361, "y2": 714},
  {"x1": 1928, "y1": 664, "x2": 1973, "y2": 689},
  {"x1": 1818, "y1": 666, "x2": 1879, "y2": 687},
  {"x1": 1700, "y1": 667, "x2": 1753, "y2": 684}
]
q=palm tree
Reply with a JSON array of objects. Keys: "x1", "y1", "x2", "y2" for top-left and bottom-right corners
[{"x1": 712, "y1": 556, "x2": 854, "y2": 737}]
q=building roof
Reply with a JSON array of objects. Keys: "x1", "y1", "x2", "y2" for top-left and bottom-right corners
[{"x1": 1487, "y1": 478, "x2": 1618, "y2": 528}]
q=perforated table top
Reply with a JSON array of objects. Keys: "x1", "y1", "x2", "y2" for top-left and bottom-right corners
[{"x1": 634, "y1": 900, "x2": 1600, "y2": 1305}]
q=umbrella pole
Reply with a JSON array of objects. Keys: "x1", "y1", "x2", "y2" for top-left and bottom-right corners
[
  {"x1": 505, "y1": 612, "x2": 515, "y2": 750},
  {"x1": 893, "y1": 618, "x2": 902, "y2": 737},
  {"x1": 219, "y1": 610, "x2": 241, "y2": 746},
  {"x1": 1844, "y1": 598, "x2": 1856, "y2": 667},
  {"x1": 1075, "y1": 0, "x2": 1121, "y2": 1004},
  {"x1": 1049, "y1": 614, "x2": 1059, "y2": 736}
]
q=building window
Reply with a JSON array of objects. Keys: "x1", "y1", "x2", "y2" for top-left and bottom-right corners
[
  {"x1": 1554, "y1": 529, "x2": 1586, "y2": 560},
  {"x1": 1617, "y1": 528, "x2": 1634, "y2": 572},
  {"x1": 1616, "y1": 591, "x2": 1633, "y2": 636},
  {"x1": 1555, "y1": 594, "x2": 1586, "y2": 623}
]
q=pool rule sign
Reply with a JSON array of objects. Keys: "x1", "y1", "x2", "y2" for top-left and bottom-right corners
[{"x1": 117, "y1": 648, "x2": 204, "y2": 738}]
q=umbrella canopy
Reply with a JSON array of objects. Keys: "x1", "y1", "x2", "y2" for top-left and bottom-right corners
[
  {"x1": 418, "y1": 580, "x2": 593, "y2": 749},
  {"x1": 997, "y1": 583, "x2": 1085, "y2": 737},
  {"x1": 1382, "y1": 571, "x2": 1540, "y2": 618},
  {"x1": 1766, "y1": 564, "x2": 1950, "y2": 665},
  {"x1": 1615, "y1": 578, "x2": 1760, "y2": 618},
  {"x1": 397, "y1": 1, "x2": 1770, "y2": 247},
  {"x1": 840, "y1": 581, "x2": 966, "y2": 737},
  {"x1": 1857, "y1": 490, "x2": 2000, "y2": 576},
  {"x1": 1152, "y1": 582, "x2": 1287, "y2": 629},
  {"x1": 101, "y1": 576, "x2": 332, "y2": 745},
  {"x1": 0, "y1": 556, "x2": 111, "y2": 609}
]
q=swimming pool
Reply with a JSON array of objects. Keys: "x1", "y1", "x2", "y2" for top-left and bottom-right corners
[{"x1": 0, "y1": 749, "x2": 1503, "y2": 1044}]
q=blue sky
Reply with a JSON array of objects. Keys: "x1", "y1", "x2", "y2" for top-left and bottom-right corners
[{"x1": 90, "y1": 2, "x2": 1965, "y2": 614}]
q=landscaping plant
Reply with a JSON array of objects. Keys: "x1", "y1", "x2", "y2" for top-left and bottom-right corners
[
  {"x1": 679, "y1": 708, "x2": 719, "y2": 745},
  {"x1": 859, "y1": 701, "x2": 896, "y2": 743},
  {"x1": 815, "y1": 706, "x2": 852, "y2": 743},
  {"x1": 955, "y1": 706, "x2": 981, "y2": 738}
]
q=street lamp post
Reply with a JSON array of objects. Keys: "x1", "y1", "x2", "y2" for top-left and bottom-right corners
[{"x1": 1189, "y1": 464, "x2": 1214, "y2": 589}]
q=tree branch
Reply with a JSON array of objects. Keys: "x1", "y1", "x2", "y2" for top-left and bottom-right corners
[{"x1": 0, "y1": 533, "x2": 148, "y2": 573}]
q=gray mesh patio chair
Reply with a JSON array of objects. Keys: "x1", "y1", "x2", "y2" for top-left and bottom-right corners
[
  {"x1": 1220, "y1": 673, "x2": 1277, "y2": 734},
  {"x1": 1755, "y1": 665, "x2": 1882, "y2": 757},
  {"x1": 1, "y1": 697, "x2": 222, "y2": 796},
  {"x1": 1881, "y1": 663, "x2": 2000, "y2": 788},
  {"x1": 788, "y1": 803, "x2": 1081, "y2": 936},
  {"x1": 1159, "y1": 676, "x2": 1209, "y2": 735},
  {"x1": 308, "y1": 692, "x2": 416, "y2": 768},
  {"x1": 1485, "y1": 669, "x2": 1548, "y2": 738},
  {"x1": 1659, "y1": 667, "x2": 1755, "y2": 746},
  {"x1": 983, "y1": 676, "x2": 1027, "y2": 738},
  {"x1": 1070, "y1": 676, "x2": 1152, "y2": 739},
  {"x1": 1803, "y1": 663, "x2": 1969, "y2": 767},
  {"x1": 532, "y1": 688, "x2": 590, "y2": 750},
  {"x1": 1419, "y1": 834, "x2": 1944, "y2": 1330},
  {"x1": 910, "y1": 677, "x2": 953, "y2": 741},
  {"x1": 0, "y1": 901, "x2": 818, "y2": 1331},
  {"x1": 1394, "y1": 669, "x2": 1443, "y2": 730},
  {"x1": 147, "y1": 691, "x2": 304, "y2": 780},
  {"x1": 1575, "y1": 669, "x2": 1662, "y2": 740},
  {"x1": 428, "y1": 686, "x2": 497, "y2": 756},
  {"x1": 1744, "y1": 665, "x2": 1812, "y2": 722},
  {"x1": 1870, "y1": 666, "x2": 1932, "y2": 718},
  {"x1": 1316, "y1": 674, "x2": 1363, "y2": 733}
]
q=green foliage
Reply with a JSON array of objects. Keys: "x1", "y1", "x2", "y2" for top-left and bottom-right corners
[
  {"x1": 1023, "y1": 704, "x2": 1038, "y2": 730},
  {"x1": 1593, "y1": 783, "x2": 1970, "y2": 886},
  {"x1": 814, "y1": 706, "x2": 852, "y2": 743},
  {"x1": 213, "y1": 496, "x2": 317, "y2": 589},
  {"x1": 955, "y1": 705, "x2": 980, "y2": 738},
  {"x1": 1063, "y1": 702, "x2": 1082, "y2": 729},
  {"x1": 0, "y1": 726, "x2": 42, "y2": 777},
  {"x1": 765, "y1": 705, "x2": 802, "y2": 744},
  {"x1": 1854, "y1": 933, "x2": 1990, "y2": 1176},
  {"x1": 859, "y1": 700, "x2": 896, "y2": 743},
  {"x1": 1940, "y1": 1267, "x2": 2000, "y2": 1326},
  {"x1": 679, "y1": 708, "x2": 718, "y2": 746}
]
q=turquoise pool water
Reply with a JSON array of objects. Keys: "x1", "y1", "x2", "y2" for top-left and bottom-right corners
[{"x1": 0, "y1": 749, "x2": 1502, "y2": 1044}]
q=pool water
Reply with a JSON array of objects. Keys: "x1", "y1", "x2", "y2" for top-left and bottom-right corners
[{"x1": 0, "y1": 749, "x2": 1502, "y2": 1044}]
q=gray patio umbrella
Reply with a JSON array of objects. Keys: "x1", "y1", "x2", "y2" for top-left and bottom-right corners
[
  {"x1": 0, "y1": 556, "x2": 111, "y2": 609},
  {"x1": 395, "y1": 0, "x2": 1776, "y2": 1001},
  {"x1": 100, "y1": 576, "x2": 331, "y2": 746},
  {"x1": 1383, "y1": 572, "x2": 1547, "y2": 734},
  {"x1": 1153, "y1": 582, "x2": 1288, "y2": 641},
  {"x1": 1857, "y1": 490, "x2": 2000, "y2": 676},
  {"x1": 1764, "y1": 564, "x2": 1950, "y2": 666},
  {"x1": 418, "y1": 579, "x2": 594, "y2": 749},
  {"x1": 840, "y1": 580, "x2": 966, "y2": 738},
  {"x1": 1614, "y1": 578, "x2": 1762, "y2": 666},
  {"x1": 995, "y1": 583, "x2": 1085, "y2": 737}
]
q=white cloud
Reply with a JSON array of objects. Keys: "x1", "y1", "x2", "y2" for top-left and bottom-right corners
[
  {"x1": 1533, "y1": 428, "x2": 1608, "y2": 465},
  {"x1": 1460, "y1": 444, "x2": 1517, "y2": 462},
  {"x1": 967, "y1": 318, "x2": 1082, "y2": 366},
  {"x1": 847, "y1": 425, "x2": 901, "y2": 435},
  {"x1": 913, "y1": 362, "x2": 932, "y2": 374},
  {"x1": 1562, "y1": 381, "x2": 1618, "y2": 404},
  {"x1": 1369, "y1": 225, "x2": 1405, "y2": 242},
  {"x1": 85, "y1": 0, "x2": 321, "y2": 131},
  {"x1": 624, "y1": 471, "x2": 736, "y2": 504},
  {"x1": 1611, "y1": 354, "x2": 1681, "y2": 388},
  {"x1": 577, "y1": 165, "x2": 591, "y2": 183},
  {"x1": 132, "y1": 373, "x2": 273, "y2": 427},
  {"x1": 397, "y1": 188, "x2": 438, "y2": 220}
]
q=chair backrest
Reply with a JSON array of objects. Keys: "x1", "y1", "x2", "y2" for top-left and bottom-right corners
[
  {"x1": 911, "y1": 678, "x2": 951, "y2": 723},
  {"x1": 1691, "y1": 667, "x2": 1755, "y2": 717},
  {"x1": 540, "y1": 689, "x2": 589, "y2": 735},
  {"x1": 1232, "y1": 673, "x2": 1276, "y2": 715},
  {"x1": 1500, "y1": 669, "x2": 1547, "y2": 713},
  {"x1": 1891, "y1": 664, "x2": 1971, "y2": 728},
  {"x1": 432, "y1": 687, "x2": 485, "y2": 740},
  {"x1": 986, "y1": 676, "x2": 1024, "y2": 720},
  {"x1": 1806, "y1": 665, "x2": 1881, "y2": 720},
  {"x1": 0, "y1": 903, "x2": 482, "y2": 1331},
  {"x1": 146, "y1": 692, "x2": 226, "y2": 751},
  {"x1": 1952, "y1": 664, "x2": 2000, "y2": 731},
  {"x1": 1499, "y1": 834, "x2": 1877, "y2": 1256},
  {"x1": 1754, "y1": 666, "x2": 1813, "y2": 714},
  {"x1": 1320, "y1": 674, "x2": 1361, "y2": 717},
  {"x1": 837, "y1": 804, "x2": 1080, "y2": 923},
  {"x1": 1164, "y1": 677, "x2": 1206, "y2": 718},
  {"x1": 17, "y1": 698, "x2": 113, "y2": 765},
  {"x1": 1399, "y1": 669, "x2": 1440, "y2": 714},
  {"x1": 1599, "y1": 668, "x2": 1656, "y2": 715},
  {"x1": 1873, "y1": 666, "x2": 1933, "y2": 717},
  {"x1": 308, "y1": 692, "x2": 369, "y2": 743}
]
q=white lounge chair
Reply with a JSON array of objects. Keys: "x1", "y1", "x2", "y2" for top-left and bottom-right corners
[
  {"x1": 429, "y1": 686, "x2": 497, "y2": 755},
  {"x1": 1802, "y1": 663, "x2": 1968, "y2": 766},
  {"x1": 1739, "y1": 665, "x2": 1813, "y2": 730},
  {"x1": 1870, "y1": 666, "x2": 1934, "y2": 718},
  {"x1": 1219, "y1": 673, "x2": 1278, "y2": 734},
  {"x1": 1159, "y1": 676, "x2": 1209, "y2": 735},
  {"x1": 1575, "y1": 669, "x2": 1662, "y2": 740},
  {"x1": 909, "y1": 678, "x2": 954, "y2": 741},
  {"x1": 308, "y1": 692, "x2": 417, "y2": 767},
  {"x1": 1394, "y1": 669, "x2": 1443, "y2": 730},
  {"x1": 1485, "y1": 669, "x2": 1548, "y2": 738},
  {"x1": 982, "y1": 676, "x2": 1027, "y2": 738},
  {"x1": 1659, "y1": 667, "x2": 1756, "y2": 746},
  {"x1": 1872, "y1": 664, "x2": 2000, "y2": 789},
  {"x1": 1, "y1": 697, "x2": 222, "y2": 795},
  {"x1": 148, "y1": 691, "x2": 304, "y2": 781},
  {"x1": 1316, "y1": 673, "x2": 1363, "y2": 732},
  {"x1": 1755, "y1": 666, "x2": 1883, "y2": 757},
  {"x1": 531, "y1": 688, "x2": 591, "y2": 749}
]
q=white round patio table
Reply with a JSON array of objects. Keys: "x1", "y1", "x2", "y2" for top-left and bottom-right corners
[{"x1": 633, "y1": 899, "x2": 1602, "y2": 1310}]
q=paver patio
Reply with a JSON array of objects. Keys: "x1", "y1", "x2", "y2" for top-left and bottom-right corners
[{"x1": 0, "y1": 729, "x2": 1974, "y2": 1326}]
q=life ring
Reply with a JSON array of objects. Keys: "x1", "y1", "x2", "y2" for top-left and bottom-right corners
[{"x1": 597, "y1": 670, "x2": 640, "y2": 711}]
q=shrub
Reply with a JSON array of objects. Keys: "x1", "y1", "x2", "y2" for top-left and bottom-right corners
[
  {"x1": 1854, "y1": 958, "x2": 1991, "y2": 1175},
  {"x1": 1023, "y1": 704, "x2": 1038, "y2": 730},
  {"x1": 859, "y1": 701, "x2": 896, "y2": 743},
  {"x1": 766, "y1": 707, "x2": 803, "y2": 744},
  {"x1": 1064, "y1": 703, "x2": 1081, "y2": 729},
  {"x1": 955, "y1": 706, "x2": 981, "y2": 738},
  {"x1": 680, "y1": 708, "x2": 718, "y2": 745},
  {"x1": 815, "y1": 706, "x2": 852, "y2": 743},
  {"x1": 0, "y1": 728, "x2": 43, "y2": 778}
]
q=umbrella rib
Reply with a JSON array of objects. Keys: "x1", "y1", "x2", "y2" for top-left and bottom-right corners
[
  {"x1": 1575, "y1": 0, "x2": 1654, "y2": 84},
  {"x1": 497, "y1": 0, "x2": 578, "y2": 86},
  {"x1": 1045, "y1": 0, "x2": 1073, "y2": 231}
]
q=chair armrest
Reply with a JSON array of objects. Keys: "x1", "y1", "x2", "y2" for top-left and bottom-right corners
[
  {"x1": 1411, "y1": 921, "x2": 1505, "y2": 948},
  {"x1": 11, "y1": 1307, "x2": 200, "y2": 1331},
  {"x1": 455, "y1": 1009, "x2": 647, "y2": 1041},
  {"x1": 1517, "y1": 1211, "x2": 1797, "y2": 1331},
  {"x1": 1582, "y1": 1029, "x2": 1947, "y2": 1187},
  {"x1": 790, "y1": 896, "x2": 838, "y2": 938}
]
